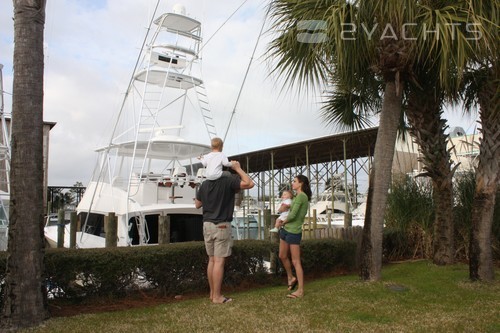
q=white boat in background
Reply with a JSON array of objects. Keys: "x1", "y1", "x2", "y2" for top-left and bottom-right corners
[
  {"x1": 232, "y1": 196, "x2": 263, "y2": 240},
  {"x1": 45, "y1": 5, "x2": 216, "y2": 248},
  {"x1": 308, "y1": 175, "x2": 365, "y2": 228}
]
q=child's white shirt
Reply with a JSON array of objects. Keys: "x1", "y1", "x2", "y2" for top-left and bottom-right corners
[
  {"x1": 200, "y1": 151, "x2": 233, "y2": 180},
  {"x1": 278, "y1": 198, "x2": 292, "y2": 220}
]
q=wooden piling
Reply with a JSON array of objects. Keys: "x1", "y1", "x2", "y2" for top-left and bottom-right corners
[
  {"x1": 344, "y1": 212, "x2": 352, "y2": 228},
  {"x1": 257, "y1": 210, "x2": 262, "y2": 240},
  {"x1": 69, "y1": 211, "x2": 77, "y2": 248},
  {"x1": 158, "y1": 215, "x2": 171, "y2": 244},
  {"x1": 264, "y1": 209, "x2": 279, "y2": 274},
  {"x1": 312, "y1": 209, "x2": 317, "y2": 239},
  {"x1": 263, "y1": 209, "x2": 271, "y2": 240},
  {"x1": 327, "y1": 212, "x2": 332, "y2": 231},
  {"x1": 105, "y1": 212, "x2": 117, "y2": 247},
  {"x1": 57, "y1": 209, "x2": 65, "y2": 248}
]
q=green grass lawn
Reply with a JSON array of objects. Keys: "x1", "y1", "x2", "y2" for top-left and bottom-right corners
[{"x1": 22, "y1": 261, "x2": 500, "y2": 333}]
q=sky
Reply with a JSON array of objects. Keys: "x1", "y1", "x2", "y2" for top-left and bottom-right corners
[{"x1": 0, "y1": 0, "x2": 477, "y2": 187}]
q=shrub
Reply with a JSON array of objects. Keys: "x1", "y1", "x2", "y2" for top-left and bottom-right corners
[
  {"x1": 384, "y1": 172, "x2": 500, "y2": 261},
  {"x1": 384, "y1": 175, "x2": 434, "y2": 260},
  {"x1": 1, "y1": 238, "x2": 356, "y2": 304}
]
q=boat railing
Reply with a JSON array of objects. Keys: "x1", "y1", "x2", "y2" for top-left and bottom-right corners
[
  {"x1": 130, "y1": 173, "x2": 192, "y2": 185},
  {"x1": 152, "y1": 44, "x2": 197, "y2": 57},
  {"x1": 127, "y1": 170, "x2": 205, "y2": 205},
  {"x1": 132, "y1": 171, "x2": 203, "y2": 188}
]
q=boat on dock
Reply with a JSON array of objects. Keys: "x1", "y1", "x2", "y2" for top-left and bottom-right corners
[
  {"x1": 45, "y1": 5, "x2": 216, "y2": 248},
  {"x1": 232, "y1": 198, "x2": 263, "y2": 240},
  {"x1": 307, "y1": 175, "x2": 365, "y2": 228}
]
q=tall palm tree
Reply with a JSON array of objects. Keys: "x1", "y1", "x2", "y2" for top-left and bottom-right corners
[
  {"x1": 268, "y1": 0, "x2": 416, "y2": 281},
  {"x1": 267, "y1": 0, "x2": 495, "y2": 279},
  {"x1": 1, "y1": 0, "x2": 48, "y2": 330},
  {"x1": 463, "y1": 0, "x2": 499, "y2": 282},
  {"x1": 464, "y1": 63, "x2": 499, "y2": 280},
  {"x1": 469, "y1": 65, "x2": 499, "y2": 281},
  {"x1": 406, "y1": 81, "x2": 456, "y2": 265},
  {"x1": 432, "y1": 0, "x2": 499, "y2": 279},
  {"x1": 368, "y1": 0, "x2": 495, "y2": 267},
  {"x1": 401, "y1": 0, "x2": 492, "y2": 265}
]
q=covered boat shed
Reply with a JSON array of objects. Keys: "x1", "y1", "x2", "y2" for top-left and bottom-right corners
[
  {"x1": 228, "y1": 127, "x2": 378, "y2": 212},
  {"x1": 229, "y1": 127, "x2": 378, "y2": 172}
]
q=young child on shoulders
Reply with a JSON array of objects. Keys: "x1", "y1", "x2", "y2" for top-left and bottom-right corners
[
  {"x1": 270, "y1": 189, "x2": 293, "y2": 233},
  {"x1": 199, "y1": 137, "x2": 233, "y2": 180}
]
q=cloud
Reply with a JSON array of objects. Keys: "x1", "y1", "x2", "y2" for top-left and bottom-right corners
[{"x1": 0, "y1": 0, "x2": 475, "y2": 187}]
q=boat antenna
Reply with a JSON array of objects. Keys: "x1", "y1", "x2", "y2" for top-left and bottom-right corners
[{"x1": 223, "y1": 4, "x2": 269, "y2": 141}]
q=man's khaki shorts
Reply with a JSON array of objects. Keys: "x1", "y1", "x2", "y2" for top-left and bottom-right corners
[{"x1": 203, "y1": 222, "x2": 233, "y2": 257}]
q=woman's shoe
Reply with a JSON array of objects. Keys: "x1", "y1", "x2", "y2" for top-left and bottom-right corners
[
  {"x1": 287, "y1": 292, "x2": 303, "y2": 299},
  {"x1": 287, "y1": 278, "x2": 298, "y2": 291}
]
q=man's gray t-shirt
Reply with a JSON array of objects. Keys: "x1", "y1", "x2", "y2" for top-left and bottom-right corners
[{"x1": 196, "y1": 175, "x2": 241, "y2": 223}]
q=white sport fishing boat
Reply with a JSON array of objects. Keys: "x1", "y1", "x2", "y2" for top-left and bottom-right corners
[
  {"x1": 309, "y1": 175, "x2": 365, "y2": 228},
  {"x1": 45, "y1": 5, "x2": 217, "y2": 248}
]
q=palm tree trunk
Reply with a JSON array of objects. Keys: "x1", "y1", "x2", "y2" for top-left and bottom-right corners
[
  {"x1": 431, "y1": 179, "x2": 455, "y2": 264},
  {"x1": 406, "y1": 88, "x2": 455, "y2": 265},
  {"x1": 360, "y1": 81, "x2": 402, "y2": 281},
  {"x1": 470, "y1": 65, "x2": 499, "y2": 281},
  {"x1": 1, "y1": 0, "x2": 48, "y2": 329}
]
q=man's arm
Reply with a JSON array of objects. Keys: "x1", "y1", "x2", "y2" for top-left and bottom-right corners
[
  {"x1": 230, "y1": 160, "x2": 254, "y2": 190},
  {"x1": 195, "y1": 185, "x2": 203, "y2": 209},
  {"x1": 195, "y1": 198, "x2": 202, "y2": 209}
]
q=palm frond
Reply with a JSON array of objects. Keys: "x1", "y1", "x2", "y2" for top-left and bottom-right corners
[{"x1": 320, "y1": 90, "x2": 376, "y2": 131}]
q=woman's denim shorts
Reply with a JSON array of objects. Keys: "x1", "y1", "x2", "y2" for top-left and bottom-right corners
[{"x1": 279, "y1": 228, "x2": 302, "y2": 245}]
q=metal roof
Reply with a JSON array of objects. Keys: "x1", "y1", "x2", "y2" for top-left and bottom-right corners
[{"x1": 228, "y1": 127, "x2": 378, "y2": 173}]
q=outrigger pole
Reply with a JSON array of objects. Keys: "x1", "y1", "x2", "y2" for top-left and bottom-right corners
[{"x1": 223, "y1": 4, "x2": 269, "y2": 142}]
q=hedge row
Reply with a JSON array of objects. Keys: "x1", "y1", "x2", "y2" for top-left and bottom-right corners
[{"x1": 0, "y1": 238, "x2": 356, "y2": 302}]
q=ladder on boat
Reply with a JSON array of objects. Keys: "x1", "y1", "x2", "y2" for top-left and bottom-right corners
[
  {"x1": 129, "y1": 55, "x2": 166, "y2": 179},
  {"x1": 132, "y1": 212, "x2": 150, "y2": 245},
  {"x1": 195, "y1": 83, "x2": 217, "y2": 139},
  {"x1": 123, "y1": 11, "x2": 217, "y2": 245},
  {"x1": 127, "y1": 12, "x2": 218, "y2": 181}
]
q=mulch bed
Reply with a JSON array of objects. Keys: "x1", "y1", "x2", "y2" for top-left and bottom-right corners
[
  {"x1": 48, "y1": 269, "x2": 352, "y2": 318},
  {"x1": 48, "y1": 290, "x2": 206, "y2": 318}
]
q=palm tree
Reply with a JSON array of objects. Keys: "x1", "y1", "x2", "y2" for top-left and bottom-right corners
[
  {"x1": 406, "y1": 83, "x2": 456, "y2": 265},
  {"x1": 463, "y1": 0, "x2": 499, "y2": 281},
  {"x1": 268, "y1": 0, "x2": 417, "y2": 281},
  {"x1": 267, "y1": 0, "x2": 496, "y2": 279},
  {"x1": 1, "y1": 0, "x2": 48, "y2": 330},
  {"x1": 461, "y1": 0, "x2": 500, "y2": 282},
  {"x1": 464, "y1": 64, "x2": 499, "y2": 281},
  {"x1": 369, "y1": 0, "x2": 495, "y2": 267},
  {"x1": 411, "y1": 0, "x2": 500, "y2": 277},
  {"x1": 401, "y1": 0, "x2": 490, "y2": 265},
  {"x1": 50, "y1": 188, "x2": 74, "y2": 212}
]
